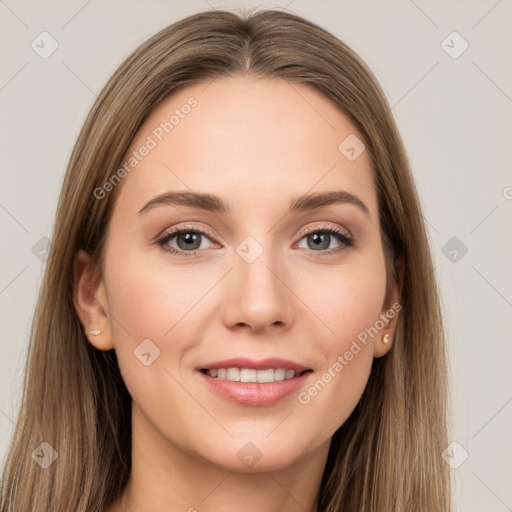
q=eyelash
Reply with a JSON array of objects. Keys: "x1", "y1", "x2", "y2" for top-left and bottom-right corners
[{"x1": 155, "y1": 224, "x2": 353, "y2": 259}]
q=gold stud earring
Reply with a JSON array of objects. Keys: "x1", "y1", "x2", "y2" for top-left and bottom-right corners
[
  {"x1": 89, "y1": 329, "x2": 101, "y2": 336},
  {"x1": 383, "y1": 333, "x2": 390, "y2": 344}
]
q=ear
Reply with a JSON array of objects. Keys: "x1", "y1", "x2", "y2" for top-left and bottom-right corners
[
  {"x1": 374, "y1": 253, "x2": 404, "y2": 358},
  {"x1": 73, "y1": 249, "x2": 114, "y2": 351}
]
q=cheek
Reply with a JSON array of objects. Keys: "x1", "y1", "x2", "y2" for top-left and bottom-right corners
[
  {"x1": 102, "y1": 250, "x2": 206, "y2": 432},
  {"x1": 103, "y1": 245, "x2": 222, "y2": 389},
  {"x1": 105, "y1": 247, "x2": 206, "y2": 337},
  {"x1": 294, "y1": 254, "x2": 387, "y2": 434},
  {"x1": 303, "y1": 252, "x2": 388, "y2": 346},
  {"x1": 298, "y1": 346, "x2": 374, "y2": 440}
]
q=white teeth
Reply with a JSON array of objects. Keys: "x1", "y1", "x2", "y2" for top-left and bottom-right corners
[
  {"x1": 205, "y1": 367, "x2": 299, "y2": 382},
  {"x1": 257, "y1": 369, "x2": 274, "y2": 383},
  {"x1": 240, "y1": 368, "x2": 257, "y2": 382},
  {"x1": 274, "y1": 368, "x2": 286, "y2": 381},
  {"x1": 226, "y1": 368, "x2": 240, "y2": 381},
  {"x1": 285, "y1": 369, "x2": 295, "y2": 380}
]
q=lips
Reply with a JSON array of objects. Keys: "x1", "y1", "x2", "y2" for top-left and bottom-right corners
[
  {"x1": 196, "y1": 357, "x2": 313, "y2": 406},
  {"x1": 197, "y1": 357, "x2": 310, "y2": 373}
]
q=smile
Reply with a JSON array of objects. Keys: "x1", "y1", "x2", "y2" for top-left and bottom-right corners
[
  {"x1": 201, "y1": 367, "x2": 309, "y2": 382},
  {"x1": 196, "y1": 357, "x2": 313, "y2": 406}
]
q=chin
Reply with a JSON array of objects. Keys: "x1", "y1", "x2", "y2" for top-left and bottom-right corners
[{"x1": 199, "y1": 436, "x2": 311, "y2": 473}]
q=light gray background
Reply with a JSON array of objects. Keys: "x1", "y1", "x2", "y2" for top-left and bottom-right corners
[{"x1": 1, "y1": 1, "x2": 511, "y2": 510}]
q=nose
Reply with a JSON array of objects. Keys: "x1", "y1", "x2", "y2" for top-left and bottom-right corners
[{"x1": 221, "y1": 244, "x2": 294, "y2": 334}]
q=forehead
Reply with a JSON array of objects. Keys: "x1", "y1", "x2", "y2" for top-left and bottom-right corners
[{"x1": 113, "y1": 75, "x2": 377, "y2": 217}]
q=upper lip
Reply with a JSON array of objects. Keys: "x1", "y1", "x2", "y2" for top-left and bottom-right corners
[{"x1": 197, "y1": 357, "x2": 311, "y2": 373}]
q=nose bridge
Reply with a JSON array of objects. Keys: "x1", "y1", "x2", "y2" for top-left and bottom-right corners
[{"x1": 223, "y1": 234, "x2": 292, "y2": 331}]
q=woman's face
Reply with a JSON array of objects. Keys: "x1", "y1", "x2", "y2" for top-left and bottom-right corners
[{"x1": 79, "y1": 75, "x2": 401, "y2": 473}]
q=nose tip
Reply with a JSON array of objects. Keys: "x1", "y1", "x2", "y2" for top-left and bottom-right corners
[{"x1": 221, "y1": 250, "x2": 293, "y2": 333}]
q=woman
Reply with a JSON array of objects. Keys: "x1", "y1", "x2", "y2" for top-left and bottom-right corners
[{"x1": 0, "y1": 7, "x2": 451, "y2": 512}]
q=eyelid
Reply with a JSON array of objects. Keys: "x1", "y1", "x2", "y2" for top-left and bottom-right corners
[
  {"x1": 156, "y1": 221, "x2": 352, "y2": 241},
  {"x1": 155, "y1": 221, "x2": 353, "y2": 256},
  {"x1": 155, "y1": 223, "x2": 219, "y2": 247},
  {"x1": 295, "y1": 221, "x2": 352, "y2": 240}
]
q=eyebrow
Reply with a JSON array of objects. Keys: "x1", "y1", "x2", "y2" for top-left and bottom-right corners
[{"x1": 137, "y1": 190, "x2": 370, "y2": 218}]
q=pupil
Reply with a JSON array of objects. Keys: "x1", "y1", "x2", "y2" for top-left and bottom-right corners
[
  {"x1": 179, "y1": 232, "x2": 200, "y2": 250},
  {"x1": 310, "y1": 233, "x2": 329, "y2": 250}
]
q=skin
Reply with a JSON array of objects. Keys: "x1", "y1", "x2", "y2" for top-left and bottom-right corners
[{"x1": 74, "y1": 75, "x2": 403, "y2": 512}]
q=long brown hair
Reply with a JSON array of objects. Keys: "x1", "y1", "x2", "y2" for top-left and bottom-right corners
[{"x1": 0, "y1": 7, "x2": 451, "y2": 511}]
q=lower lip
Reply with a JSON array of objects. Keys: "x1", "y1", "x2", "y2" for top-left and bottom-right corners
[{"x1": 197, "y1": 370, "x2": 312, "y2": 406}]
